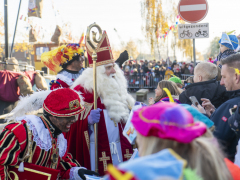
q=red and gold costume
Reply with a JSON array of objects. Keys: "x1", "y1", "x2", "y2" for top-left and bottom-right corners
[
  {"x1": 66, "y1": 31, "x2": 134, "y2": 176},
  {"x1": 0, "y1": 88, "x2": 86, "y2": 180}
]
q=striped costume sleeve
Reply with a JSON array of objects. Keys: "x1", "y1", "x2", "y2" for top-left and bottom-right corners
[
  {"x1": 58, "y1": 153, "x2": 81, "y2": 179},
  {"x1": 0, "y1": 129, "x2": 21, "y2": 180}
]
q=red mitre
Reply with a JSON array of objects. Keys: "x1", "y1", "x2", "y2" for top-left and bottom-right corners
[
  {"x1": 43, "y1": 88, "x2": 85, "y2": 117},
  {"x1": 86, "y1": 31, "x2": 115, "y2": 67}
]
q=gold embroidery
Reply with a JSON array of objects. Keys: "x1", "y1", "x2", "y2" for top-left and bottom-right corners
[
  {"x1": 86, "y1": 31, "x2": 115, "y2": 67},
  {"x1": 81, "y1": 102, "x2": 94, "y2": 120},
  {"x1": 97, "y1": 47, "x2": 109, "y2": 52},
  {"x1": 65, "y1": 99, "x2": 80, "y2": 110},
  {"x1": 89, "y1": 59, "x2": 115, "y2": 68},
  {"x1": 43, "y1": 103, "x2": 85, "y2": 117},
  {"x1": 10, "y1": 166, "x2": 52, "y2": 180},
  {"x1": 99, "y1": 152, "x2": 110, "y2": 172},
  {"x1": 124, "y1": 149, "x2": 132, "y2": 160},
  {"x1": 84, "y1": 131, "x2": 90, "y2": 150},
  {"x1": 8, "y1": 171, "x2": 19, "y2": 180},
  {"x1": 50, "y1": 140, "x2": 59, "y2": 169}
]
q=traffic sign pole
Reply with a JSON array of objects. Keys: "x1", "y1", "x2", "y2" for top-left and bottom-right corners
[
  {"x1": 193, "y1": 38, "x2": 196, "y2": 67},
  {"x1": 178, "y1": 0, "x2": 209, "y2": 65}
]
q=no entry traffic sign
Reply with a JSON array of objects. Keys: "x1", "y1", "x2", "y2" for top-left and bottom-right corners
[{"x1": 178, "y1": 0, "x2": 208, "y2": 23}]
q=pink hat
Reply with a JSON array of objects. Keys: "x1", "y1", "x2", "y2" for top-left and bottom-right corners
[{"x1": 131, "y1": 102, "x2": 207, "y2": 143}]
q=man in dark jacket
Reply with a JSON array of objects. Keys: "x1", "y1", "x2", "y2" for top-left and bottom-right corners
[
  {"x1": 198, "y1": 54, "x2": 240, "y2": 162},
  {"x1": 179, "y1": 62, "x2": 227, "y2": 108}
]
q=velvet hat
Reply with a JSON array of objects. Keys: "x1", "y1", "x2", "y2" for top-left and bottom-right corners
[
  {"x1": 43, "y1": 88, "x2": 85, "y2": 117},
  {"x1": 131, "y1": 102, "x2": 207, "y2": 143}
]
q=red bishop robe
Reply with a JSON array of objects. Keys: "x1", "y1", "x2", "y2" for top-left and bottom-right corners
[{"x1": 65, "y1": 85, "x2": 133, "y2": 176}]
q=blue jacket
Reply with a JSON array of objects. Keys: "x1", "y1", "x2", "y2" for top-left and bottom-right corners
[{"x1": 211, "y1": 90, "x2": 240, "y2": 161}]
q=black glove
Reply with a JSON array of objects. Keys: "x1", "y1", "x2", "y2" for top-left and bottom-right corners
[
  {"x1": 115, "y1": 50, "x2": 129, "y2": 68},
  {"x1": 78, "y1": 169, "x2": 99, "y2": 180}
]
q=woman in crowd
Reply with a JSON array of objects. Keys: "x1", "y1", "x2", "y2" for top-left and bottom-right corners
[
  {"x1": 106, "y1": 103, "x2": 233, "y2": 180},
  {"x1": 183, "y1": 64, "x2": 191, "y2": 74},
  {"x1": 148, "y1": 80, "x2": 180, "y2": 105}
]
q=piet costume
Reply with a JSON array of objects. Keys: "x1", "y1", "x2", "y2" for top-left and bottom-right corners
[
  {"x1": 106, "y1": 103, "x2": 207, "y2": 180},
  {"x1": 41, "y1": 43, "x2": 84, "y2": 89},
  {"x1": 66, "y1": 30, "x2": 135, "y2": 176},
  {"x1": 0, "y1": 89, "x2": 89, "y2": 180}
]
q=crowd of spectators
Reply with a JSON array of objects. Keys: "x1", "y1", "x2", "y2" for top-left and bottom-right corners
[
  {"x1": 122, "y1": 59, "x2": 195, "y2": 90},
  {"x1": 146, "y1": 53, "x2": 240, "y2": 167}
]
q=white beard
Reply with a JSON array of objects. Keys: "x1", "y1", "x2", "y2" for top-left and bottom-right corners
[{"x1": 72, "y1": 64, "x2": 135, "y2": 123}]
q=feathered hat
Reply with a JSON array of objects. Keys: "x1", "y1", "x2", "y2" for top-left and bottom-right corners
[
  {"x1": 85, "y1": 31, "x2": 115, "y2": 67},
  {"x1": 7, "y1": 88, "x2": 85, "y2": 121},
  {"x1": 41, "y1": 43, "x2": 84, "y2": 72}
]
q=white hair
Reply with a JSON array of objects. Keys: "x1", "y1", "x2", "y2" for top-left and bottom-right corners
[{"x1": 72, "y1": 63, "x2": 135, "y2": 123}]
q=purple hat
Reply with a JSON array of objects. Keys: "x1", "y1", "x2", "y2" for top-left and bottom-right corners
[{"x1": 131, "y1": 102, "x2": 207, "y2": 143}]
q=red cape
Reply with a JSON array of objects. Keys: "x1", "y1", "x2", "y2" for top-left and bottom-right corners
[{"x1": 65, "y1": 85, "x2": 133, "y2": 176}]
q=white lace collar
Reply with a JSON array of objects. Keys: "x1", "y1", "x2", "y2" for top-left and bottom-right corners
[
  {"x1": 56, "y1": 74, "x2": 73, "y2": 86},
  {"x1": 16, "y1": 115, "x2": 67, "y2": 158}
]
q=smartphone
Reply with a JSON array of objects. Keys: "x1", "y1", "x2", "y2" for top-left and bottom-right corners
[
  {"x1": 189, "y1": 96, "x2": 200, "y2": 107},
  {"x1": 229, "y1": 107, "x2": 237, "y2": 115}
]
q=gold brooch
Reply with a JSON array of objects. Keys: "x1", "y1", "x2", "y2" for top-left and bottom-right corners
[{"x1": 66, "y1": 99, "x2": 80, "y2": 110}]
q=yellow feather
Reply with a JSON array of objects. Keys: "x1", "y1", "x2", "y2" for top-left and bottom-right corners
[
  {"x1": 235, "y1": 68, "x2": 240, "y2": 75},
  {"x1": 163, "y1": 88, "x2": 174, "y2": 103}
]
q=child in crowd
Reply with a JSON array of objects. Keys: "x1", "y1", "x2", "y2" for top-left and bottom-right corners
[
  {"x1": 216, "y1": 33, "x2": 238, "y2": 68},
  {"x1": 164, "y1": 67, "x2": 174, "y2": 80},
  {"x1": 169, "y1": 76, "x2": 184, "y2": 93},
  {"x1": 174, "y1": 68, "x2": 182, "y2": 78},
  {"x1": 148, "y1": 80, "x2": 180, "y2": 105}
]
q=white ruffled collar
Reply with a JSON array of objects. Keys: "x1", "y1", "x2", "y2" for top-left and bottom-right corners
[
  {"x1": 56, "y1": 74, "x2": 73, "y2": 86},
  {"x1": 16, "y1": 115, "x2": 67, "y2": 157}
]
